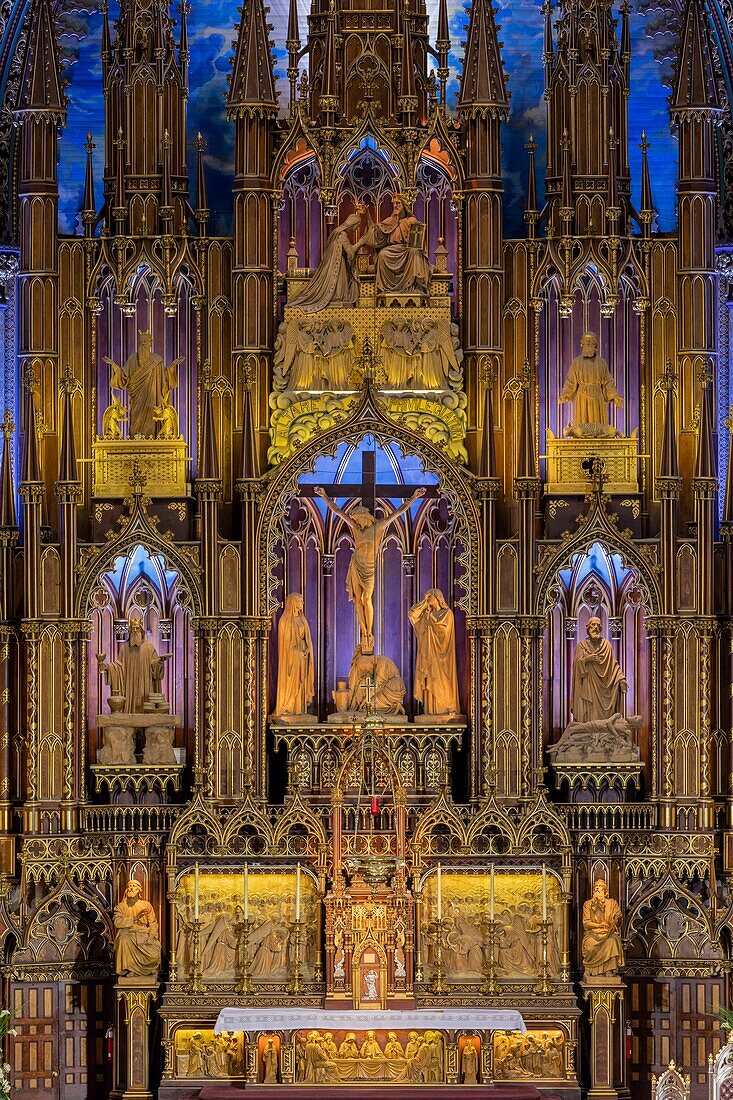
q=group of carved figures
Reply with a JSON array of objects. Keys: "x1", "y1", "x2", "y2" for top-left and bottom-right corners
[
  {"x1": 274, "y1": 316, "x2": 462, "y2": 393},
  {"x1": 289, "y1": 195, "x2": 431, "y2": 313},
  {"x1": 274, "y1": 490, "x2": 460, "y2": 722},
  {"x1": 173, "y1": 896, "x2": 317, "y2": 983},
  {"x1": 427, "y1": 898, "x2": 563, "y2": 979},
  {"x1": 177, "y1": 1032, "x2": 244, "y2": 1078},
  {"x1": 101, "y1": 329, "x2": 182, "y2": 441},
  {"x1": 112, "y1": 875, "x2": 623, "y2": 982},
  {"x1": 494, "y1": 1031, "x2": 566, "y2": 1080},
  {"x1": 295, "y1": 1028, "x2": 448, "y2": 1084}
]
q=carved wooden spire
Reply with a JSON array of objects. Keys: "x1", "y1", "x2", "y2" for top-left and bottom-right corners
[
  {"x1": 240, "y1": 382, "x2": 260, "y2": 481},
  {"x1": 0, "y1": 412, "x2": 16, "y2": 529},
  {"x1": 198, "y1": 372, "x2": 220, "y2": 482},
  {"x1": 659, "y1": 371, "x2": 680, "y2": 480},
  {"x1": 58, "y1": 369, "x2": 80, "y2": 485},
  {"x1": 228, "y1": 0, "x2": 278, "y2": 112},
  {"x1": 81, "y1": 132, "x2": 97, "y2": 236},
  {"x1": 639, "y1": 131, "x2": 655, "y2": 234},
  {"x1": 21, "y1": 374, "x2": 42, "y2": 486},
  {"x1": 399, "y1": 7, "x2": 418, "y2": 122},
  {"x1": 671, "y1": 0, "x2": 721, "y2": 116},
  {"x1": 195, "y1": 133, "x2": 209, "y2": 235},
  {"x1": 15, "y1": 0, "x2": 66, "y2": 122},
  {"x1": 319, "y1": 2, "x2": 339, "y2": 119},
  {"x1": 694, "y1": 376, "x2": 716, "y2": 480},
  {"x1": 517, "y1": 380, "x2": 537, "y2": 480},
  {"x1": 479, "y1": 381, "x2": 498, "y2": 479},
  {"x1": 458, "y1": 0, "x2": 508, "y2": 111}
]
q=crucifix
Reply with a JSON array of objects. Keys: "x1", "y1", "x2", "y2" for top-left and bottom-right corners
[{"x1": 298, "y1": 447, "x2": 439, "y2": 654}]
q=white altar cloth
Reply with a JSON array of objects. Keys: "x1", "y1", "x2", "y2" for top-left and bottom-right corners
[{"x1": 215, "y1": 1007, "x2": 525, "y2": 1035}]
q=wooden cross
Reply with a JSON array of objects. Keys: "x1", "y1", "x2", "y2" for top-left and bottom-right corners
[{"x1": 298, "y1": 448, "x2": 439, "y2": 513}]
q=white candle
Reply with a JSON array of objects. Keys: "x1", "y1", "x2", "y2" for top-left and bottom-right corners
[
  {"x1": 437, "y1": 863, "x2": 442, "y2": 921},
  {"x1": 194, "y1": 861, "x2": 200, "y2": 922},
  {"x1": 490, "y1": 864, "x2": 495, "y2": 922},
  {"x1": 542, "y1": 864, "x2": 547, "y2": 921},
  {"x1": 244, "y1": 862, "x2": 249, "y2": 922},
  {"x1": 296, "y1": 863, "x2": 301, "y2": 921}
]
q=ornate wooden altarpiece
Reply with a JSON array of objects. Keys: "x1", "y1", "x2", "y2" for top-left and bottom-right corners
[{"x1": 0, "y1": 0, "x2": 732, "y2": 1095}]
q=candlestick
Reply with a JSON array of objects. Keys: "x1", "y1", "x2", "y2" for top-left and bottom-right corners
[
  {"x1": 244, "y1": 861, "x2": 249, "y2": 922},
  {"x1": 489, "y1": 864, "x2": 495, "y2": 922},
  {"x1": 436, "y1": 862, "x2": 442, "y2": 921},
  {"x1": 542, "y1": 863, "x2": 547, "y2": 921},
  {"x1": 194, "y1": 861, "x2": 200, "y2": 922},
  {"x1": 296, "y1": 863, "x2": 301, "y2": 921}
]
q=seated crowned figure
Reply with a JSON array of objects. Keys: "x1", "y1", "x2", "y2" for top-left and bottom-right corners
[
  {"x1": 288, "y1": 195, "x2": 431, "y2": 313},
  {"x1": 355, "y1": 193, "x2": 431, "y2": 297}
]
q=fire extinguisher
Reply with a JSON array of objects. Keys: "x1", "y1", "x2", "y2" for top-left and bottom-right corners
[
  {"x1": 625, "y1": 1023, "x2": 633, "y2": 1061},
  {"x1": 106, "y1": 1027, "x2": 114, "y2": 1064}
]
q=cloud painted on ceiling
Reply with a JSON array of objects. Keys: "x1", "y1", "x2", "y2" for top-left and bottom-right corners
[{"x1": 56, "y1": 0, "x2": 679, "y2": 237}]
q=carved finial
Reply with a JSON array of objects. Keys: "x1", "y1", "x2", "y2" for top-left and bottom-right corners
[
  {"x1": 85, "y1": 132, "x2": 95, "y2": 155},
  {"x1": 240, "y1": 356, "x2": 256, "y2": 389},
  {"x1": 661, "y1": 360, "x2": 678, "y2": 392},
  {"x1": 2, "y1": 410, "x2": 14, "y2": 439},
  {"x1": 129, "y1": 459, "x2": 148, "y2": 496},
  {"x1": 114, "y1": 127, "x2": 125, "y2": 152},
  {"x1": 162, "y1": 129, "x2": 172, "y2": 152},
  {"x1": 59, "y1": 363, "x2": 82, "y2": 397},
  {"x1": 23, "y1": 364, "x2": 39, "y2": 393},
  {"x1": 353, "y1": 337, "x2": 387, "y2": 388},
  {"x1": 520, "y1": 360, "x2": 532, "y2": 390},
  {"x1": 477, "y1": 353, "x2": 497, "y2": 388},
  {"x1": 201, "y1": 360, "x2": 214, "y2": 392},
  {"x1": 195, "y1": 131, "x2": 205, "y2": 153},
  {"x1": 640, "y1": 130, "x2": 650, "y2": 156}
]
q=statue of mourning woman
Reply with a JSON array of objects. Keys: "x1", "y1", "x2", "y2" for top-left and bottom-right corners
[
  {"x1": 409, "y1": 589, "x2": 462, "y2": 723},
  {"x1": 288, "y1": 210, "x2": 363, "y2": 314},
  {"x1": 272, "y1": 593, "x2": 316, "y2": 724}
]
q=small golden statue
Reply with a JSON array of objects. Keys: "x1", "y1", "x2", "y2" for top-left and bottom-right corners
[{"x1": 101, "y1": 392, "x2": 128, "y2": 439}]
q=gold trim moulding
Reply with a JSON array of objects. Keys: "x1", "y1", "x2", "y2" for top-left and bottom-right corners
[
  {"x1": 90, "y1": 763, "x2": 185, "y2": 796},
  {"x1": 92, "y1": 438, "x2": 188, "y2": 498},
  {"x1": 545, "y1": 431, "x2": 639, "y2": 494}
]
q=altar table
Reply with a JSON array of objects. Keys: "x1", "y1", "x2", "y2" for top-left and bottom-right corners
[{"x1": 214, "y1": 1007, "x2": 526, "y2": 1034}]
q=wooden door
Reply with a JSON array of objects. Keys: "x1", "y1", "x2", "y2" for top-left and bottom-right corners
[{"x1": 10, "y1": 980, "x2": 111, "y2": 1100}]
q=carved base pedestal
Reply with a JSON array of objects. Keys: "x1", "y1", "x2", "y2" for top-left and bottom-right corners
[
  {"x1": 582, "y1": 977, "x2": 628, "y2": 1100},
  {"x1": 111, "y1": 976, "x2": 159, "y2": 1100}
]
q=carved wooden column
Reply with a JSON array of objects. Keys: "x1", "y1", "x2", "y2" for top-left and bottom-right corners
[
  {"x1": 582, "y1": 979, "x2": 628, "y2": 1100},
  {"x1": 112, "y1": 979, "x2": 158, "y2": 1100}
]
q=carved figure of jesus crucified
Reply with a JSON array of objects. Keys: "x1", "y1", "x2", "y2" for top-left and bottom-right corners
[{"x1": 314, "y1": 485, "x2": 426, "y2": 653}]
